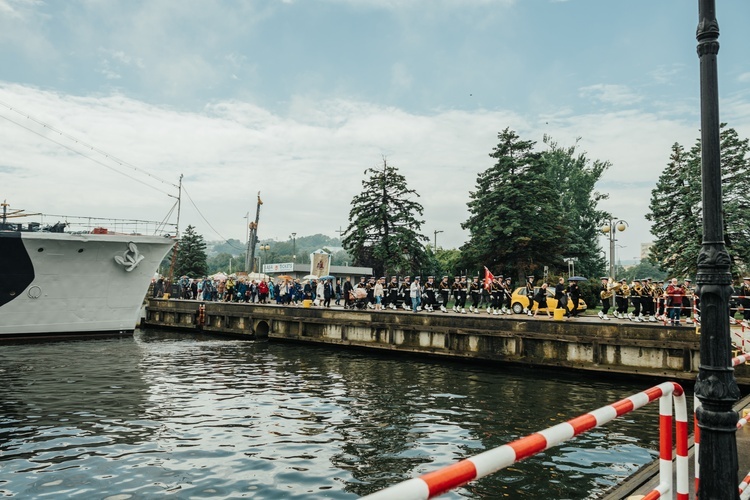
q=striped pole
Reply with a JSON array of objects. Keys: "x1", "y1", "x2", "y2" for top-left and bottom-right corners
[{"x1": 363, "y1": 382, "x2": 686, "y2": 500}]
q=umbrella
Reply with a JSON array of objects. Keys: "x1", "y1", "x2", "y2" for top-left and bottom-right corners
[
  {"x1": 276, "y1": 274, "x2": 293, "y2": 281},
  {"x1": 302, "y1": 274, "x2": 319, "y2": 280},
  {"x1": 568, "y1": 276, "x2": 588, "y2": 281},
  {"x1": 319, "y1": 275, "x2": 335, "y2": 280}
]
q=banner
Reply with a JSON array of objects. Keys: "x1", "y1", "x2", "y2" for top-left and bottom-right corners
[
  {"x1": 310, "y1": 252, "x2": 331, "y2": 277},
  {"x1": 483, "y1": 266, "x2": 494, "y2": 290}
]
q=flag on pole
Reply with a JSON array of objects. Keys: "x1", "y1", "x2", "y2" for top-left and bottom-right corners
[{"x1": 483, "y1": 266, "x2": 494, "y2": 290}]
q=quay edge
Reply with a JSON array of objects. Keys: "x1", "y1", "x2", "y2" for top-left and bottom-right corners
[{"x1": 143, "y1": 299, "x2": 750, "y2": 386}]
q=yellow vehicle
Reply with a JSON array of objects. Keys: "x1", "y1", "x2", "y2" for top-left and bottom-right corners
[{"x1": 510, "y1": 287, "x2": 587, "y2": 314}]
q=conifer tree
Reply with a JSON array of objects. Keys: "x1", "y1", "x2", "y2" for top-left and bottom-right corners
[
  {"x1": 647, "y1": 125, "x2": 750, "y2": 277},
  {"x1": 174, "y1": 225, "x2": 208, "y2": 277},
  {"x1": 461, "y1": 128, "x2": 566, "y2": 281},
  {"x1": 541, "y1": 136, "x2": 609, "y2": 279},
  {"x1": 342, "y1": 157, "x2": 427, "y2": 277}
]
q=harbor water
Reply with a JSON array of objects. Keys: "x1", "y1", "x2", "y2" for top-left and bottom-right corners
[{"x1": 0, "y1": 328, "x2": 667, "y2": 498}]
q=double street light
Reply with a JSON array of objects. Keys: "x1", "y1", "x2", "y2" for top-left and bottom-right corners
[{"x1": 600, "y1": 218, "x2": 628, "y2": 279}]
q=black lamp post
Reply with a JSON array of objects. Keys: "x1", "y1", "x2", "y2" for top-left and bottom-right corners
[{"x1": 694, "y1": 1, "x2": 740, "y2": 498}]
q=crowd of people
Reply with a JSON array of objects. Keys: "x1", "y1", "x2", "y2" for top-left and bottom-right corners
[
  {"x1": 595, "y1": 275, "x2": 750, "y2": 327},
  {"x1": 149, "y1": 272, "x2": 750, "y2": 327}
]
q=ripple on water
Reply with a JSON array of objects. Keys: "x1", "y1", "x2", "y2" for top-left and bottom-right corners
[{"x1": 0, "y1": 329, "x2": 664, "y2": 498}]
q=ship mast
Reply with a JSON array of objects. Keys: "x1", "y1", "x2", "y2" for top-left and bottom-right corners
[{"x1": 166, "y1": 174, "x2": 183, "y2": 289}]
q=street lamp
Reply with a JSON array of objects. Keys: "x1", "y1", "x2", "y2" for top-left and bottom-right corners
[
  {"x1": 433, "y1": 229, "x2": 444, "y2": 250},
  {"x1": 600, "y1": 219, "x2": 628, "y2": 279},
  {"x1": 694, "y1": 1, "x2": 740, "y2": 496},
  {"x1": 290, "y1": 233, "x2": 296, "y2": 263},
  {"x1": 259, "y1": 244, "x2": 270, "y2": 273}
]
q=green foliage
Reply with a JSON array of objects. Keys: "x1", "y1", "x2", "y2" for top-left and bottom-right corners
[
  {"x1": 541, "y1": 136, "x2": 609, "y2": 279},
  {"x1": 615, "y1": 259, "x2": 668, "y2": 283},
  {"x1": 462, "y1": 128, "x2": 601, "y2": 282},
  {"x1": 343, "y1": 157, "x2": 428, "y2": 277},
  {"x1": 174, "y1": 225, "x2": 208, "y2": 277},
  {"x1": 647, "y1": 125, "x2": 750, "y2": 278}
]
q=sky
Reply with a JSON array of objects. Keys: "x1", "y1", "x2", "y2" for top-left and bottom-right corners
[{"x1": 1, "y1": 0, "x2": 749, "y2": 269}]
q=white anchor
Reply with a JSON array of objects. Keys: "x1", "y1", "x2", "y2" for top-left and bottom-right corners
[{"x1": 114, "y1": 241, "x2": 145, "y2": 272}]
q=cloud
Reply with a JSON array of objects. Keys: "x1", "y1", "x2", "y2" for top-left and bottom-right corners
[
  {"x1": 738, "y1": 72, "x2": 750, "y2": 84},
  {"x1": 0, "y1": 81, "x2": 729, "y2": 263},
  {"x1": 579, "y1": 84, "x2": 643, "y2": 106}
]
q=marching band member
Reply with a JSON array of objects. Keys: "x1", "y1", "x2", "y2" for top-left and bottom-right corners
[
  {"x1": 387, "y1": 276, "x2": 399, "y2": 310},
  {"x1": 654, "y1": 280, "x2": 666, "y2": 321},
  {"x1": 504, "y1": 277, "x2": 513, "y2": 314},
  {"x1": 424, "y1": 276, "x2": 436, "y2": 312},
  {"x1": 615, "y1": 278, "x2": 629, "y2": 319},
  {"x1": 490, "y1": 276, "x2": 502, "y2": 315},
  {"x1": 451, "y1": 276, "x2": 461, "y2": 312},
  {"x1": 644, "y1": 277, "x2": 657, "y2": 322},
  {"x1": 399, "y1": 276, "x2": 412, "y2": 311},
  {"x1": 598, "y1": 277, "x2": 612, "y2": 320},
  {"x1": 438, "y1": 276, "x2": 450, "y2": 313},
  {"x1": 740, "y1": 278, "x2": 750, "y2": 328},
  {"x1": 469, "y1": 276, "x2": 481, "y2": 313},
  {"x1": 630, "y1": 278, "x2": 644, "y2": 322},
  {"x1": 458, "y1": 276, "x2": 468, "y2": 314}
]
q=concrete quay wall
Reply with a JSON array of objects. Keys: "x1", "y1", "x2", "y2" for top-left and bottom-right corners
[{"x1": 143, "y1": 299, "x2": 750, "y2": 385}]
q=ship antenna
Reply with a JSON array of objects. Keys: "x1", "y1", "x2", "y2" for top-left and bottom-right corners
[{"x1": 166, "y1": 174, "x2": 183, "y2": 294}]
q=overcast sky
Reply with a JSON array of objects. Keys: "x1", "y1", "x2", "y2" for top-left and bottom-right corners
[{"x1": 1, "y1": 0, "x2": 749, "y2": 268}]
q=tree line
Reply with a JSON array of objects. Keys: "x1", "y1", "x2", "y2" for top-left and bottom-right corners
[{"x1": 170, "y1": 125, "x2": 750, "y2": 285}]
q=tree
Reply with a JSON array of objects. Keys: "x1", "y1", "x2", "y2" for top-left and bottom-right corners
[
  {"x1": 174, "y1": 225, "x2": 208, "y2": 277},
  {"x1": 647, "y1": 125, "x2": 750, "y2": 278},
  {"x1": 461, "y1": 128, "x2": 567, "y2": 282},
  {"x1": 541, "y1": 136, "x2": 609, "y2": 279},
  {"x1": 342, "y1": 157, "x2": 428, "y2": 277}
]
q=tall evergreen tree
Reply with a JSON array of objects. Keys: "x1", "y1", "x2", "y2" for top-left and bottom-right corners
[
  {"x1": 461, "y1": 128, "x2": 567, "y2": 282},
  {"x1": 647, "y1": 125, "x2": 750, "y2": 277},
  {"x1": 541, "y1": 136, "x2": 609, "y2": 279},
  {"x1": 342, "y1": 157, "x2": 427, "y2": 277},
  {"x1": 174, "y1": 225, "x2": 208, "y2": 277}
]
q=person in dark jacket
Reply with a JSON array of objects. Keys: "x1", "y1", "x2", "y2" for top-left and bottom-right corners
[
  {"x1": 566, "y1": 280, "x2": 581, "y2": 317},
  {"x1": 532, "y1": 283, "x2": 552, "y2": 318},
  {"x1": 323, "y1": 279, "x2": 333, "y2": 308}
]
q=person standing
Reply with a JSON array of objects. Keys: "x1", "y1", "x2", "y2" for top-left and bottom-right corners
[
  {"x1": 410, "y1": 276, "x2": 422, "y2": 313},
  {"x1": 315, "y1": 279, "x2": 325, "y2": 306},
  {"x1": 554, "y1": 277, "x2": 567, "y2": 314},
  {"x1": 503, "y1": 277, "x2": 513, "y2": 314},
  {"x1": 532, "y1": 283, "x2": 552, "y2": 318},
  {"x1": 525, "y1": 276, "x2": 535, "y2": 316},
  {"x1": 451, "y1": 276, "x2": 461, "y2": 312},
  {"x1": 400, "y1": 276, "x2": 412, "y2": 311},
  {"x1": 373, "y1": 277, "x2": 384, "y2": 310},
  {"x1": 566, "y1": 279, "x2": 581, "y2": 317},
  {"x1": 323, "y1": 279, "x2": 334, "y2": 307},
  {"x1": 598, "y1": 277, "x2": 612, "y2": 321},
  {"x1": 343, "y1": 277, "x2": 353, "y2": 309},
  {"x1": 666, "y1": 278, "x2": 685, "y2": 326},
  {"x1": 334, "y1": 279, "x2": 341, "y2": 306}
]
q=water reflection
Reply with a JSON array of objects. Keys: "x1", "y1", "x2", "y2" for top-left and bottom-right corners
[{"x1": 0, "y1": 329, "x2": 663, "y2": 498}]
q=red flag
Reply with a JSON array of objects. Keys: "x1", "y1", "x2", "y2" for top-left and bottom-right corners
[{"x1": 483, "y1": 266, "x2": 494, "y2": 290}]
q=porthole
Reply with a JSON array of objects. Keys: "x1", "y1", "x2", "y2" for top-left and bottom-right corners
[
  {"x1": 37, "y1": 248, "x2": 44, "y2": 252},
  {"x1": 78, "y1": 248, "x2": 84, "y2": 253}
]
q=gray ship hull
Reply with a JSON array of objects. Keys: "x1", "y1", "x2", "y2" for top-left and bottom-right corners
[{"x1": 0, "y1": 231, "x2": 174, "y2": 339}]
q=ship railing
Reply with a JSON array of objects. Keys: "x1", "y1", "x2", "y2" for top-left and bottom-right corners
[
  {"x1": 362, "y1": 381, "x2": 688, "y2": 500},
  {"x1": 3, "y1": 213, "x2": 177, "y2": 237}
]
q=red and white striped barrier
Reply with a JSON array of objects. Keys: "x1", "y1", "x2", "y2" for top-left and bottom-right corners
[
  {"x1": 363, "y1": 382, "x2": 687, "y2": 500},
  {"x1": 695, "y1": 353, "x2": 750, "y2": 496}
]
